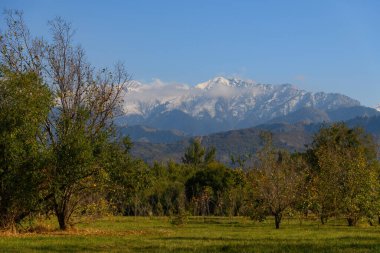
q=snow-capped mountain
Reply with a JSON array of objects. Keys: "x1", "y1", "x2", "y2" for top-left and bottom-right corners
[
  {"x1": 118, "y1": 77, "x2": 366, "y2": 135},
  {"x1": 375, "y1": 104, "x2": 380, "y2": 112}
]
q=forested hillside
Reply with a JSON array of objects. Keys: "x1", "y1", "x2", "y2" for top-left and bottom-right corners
[{"x1": 129, "y1": 117, "x2": 380, "y2": 164}]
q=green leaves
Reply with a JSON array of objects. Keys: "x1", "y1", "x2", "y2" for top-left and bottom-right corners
[
  {"x1": 0, "y1": 70, "x2": 52, "y2": 230},
  {"x1": 248, "y1": 134, "x2": 306, "y2": 228},
  {"x1": 309, "y1": 123, "x2": 380, "y2": 226},
  {"x1": 182, "y1": 138, "x2": 216, "y2": 166}
]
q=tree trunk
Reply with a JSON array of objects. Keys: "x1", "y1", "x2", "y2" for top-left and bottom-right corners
[
  {"x1": 57, "y1": 211, "x2": 67, "y2": 230},
  {"x1": 55, "y1": 203, "x2": 69, "y2": 230},
  {"x1": 274, "y1": 213, "x2": 282, "y2": 229},
  {"x1": 347, "y1": 217, "x2": 357, "y2": 227},
  {"x1": 320, "y1": 215, "x2": 328, "y2": 225}
]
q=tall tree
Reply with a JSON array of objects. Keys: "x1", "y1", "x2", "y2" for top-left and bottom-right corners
[
  {"x1": 182, "y1": 138, "x2": 216, "y2": 166},
  {"x1": 250, "y1": 133, "x2": 305, "y2": 229},
  {"x1": 185, "y1": 162, "x2": 234, "y2": 215},
  {"x1": 0, "y1": 11, "x2": 130, "y2": 230},
  {"x1": 0, "y1": 69, "x2": 52, "y2": 231},
  {"x1": 104, "y1": 138, "x2": 152, "y2": 216},
  {"x1": 309, "y1": 123, "x2": 380, "y2": 226}
]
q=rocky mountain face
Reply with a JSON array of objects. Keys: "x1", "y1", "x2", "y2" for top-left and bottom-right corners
[{"x1": 119, "y1": 77, "x2": 365, "y2": 135}]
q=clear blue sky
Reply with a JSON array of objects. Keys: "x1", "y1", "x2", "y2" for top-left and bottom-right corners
[{"x1": 1, "y1": 0, "x2": 379, "y2": 106}]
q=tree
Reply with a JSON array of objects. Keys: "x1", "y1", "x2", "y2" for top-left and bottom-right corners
[
  {"x1": 185, "y1": 162, "x2": 233, "y2": 215},
  {"x1": 0, "y1": 11, "x2": 130, "y2": 230},
  {"x1": 0, "y1": 69, "x2": 52, "y2": 231},
  {"x1": 308, "y1": 123, "x2": 380, "y2": 226},
  {"x1": 104, "y1": 138, "x2": 152, "y2": 216},
  {"x1": 182, "y1": 138, "x2": 216, "y2": 166},
  {"x1": 250, "y1": 133, "x2": 305, "y2": 229},
  {"x1": 148, "y1": 161, "x2": 190, "y2": 216}
]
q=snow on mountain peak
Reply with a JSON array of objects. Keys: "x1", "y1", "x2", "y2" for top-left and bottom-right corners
[
  {"x1": 375, "y1": 104, "x2": 380, "y2": 112},
  {"x1": 195, "y1": 76, "x2": 230, "y2": 89},
  {"x1": 122, "y1": 76, "x2": 361, "y2": 126},
  {"x1": 195, "y1": 76, "x2": 257, "y2": 90},
  {"x1": 125, "y1": 80, "x2": 143, "y2": 92}
]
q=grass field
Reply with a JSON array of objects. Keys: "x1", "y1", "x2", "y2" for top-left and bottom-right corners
[{"x1": 0, "y1": 216, "x2": 380, "y2": 252}]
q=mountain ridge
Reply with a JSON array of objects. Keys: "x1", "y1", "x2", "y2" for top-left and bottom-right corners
[
  {"x1": 120, "y1": 77, "x2": 362, "y2": 135},
  {"x1": 128, "y1": 115, "x2": 380, "y2": 165}
]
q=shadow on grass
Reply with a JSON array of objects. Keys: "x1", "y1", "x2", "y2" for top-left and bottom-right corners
[
  {"x1": 133, "y1": 240, "x2": 380, "y2": 253},
  {"x1": 12, "y1": 234, "x2": 380, "y2": 253},
  {"x1": 156, "y1": 236, "x2": 250, "y2": 242},
  {"x1": 29, "y1": 245, "x2": 105, "y2": 253},
  {"x1": 186, "y1": 219, "x2": 260, "y2": 229},
  {"x1": 140, "y1": 235, "x2": 380, "y2": 253}
]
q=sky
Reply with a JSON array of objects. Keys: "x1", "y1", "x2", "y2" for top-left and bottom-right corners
[{"x1": 1, "y1": 0, "x2": 380, "y2": 107}]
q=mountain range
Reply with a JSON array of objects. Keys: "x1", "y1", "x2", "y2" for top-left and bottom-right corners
[
  {"x1": 118, "y1": 77, "x2": 377, "y2": 135},
  {"x1": 115, "y1": 76, "x2": 379, "y2": 164}
]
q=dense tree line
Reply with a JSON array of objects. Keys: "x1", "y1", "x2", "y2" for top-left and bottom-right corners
[{"x1": 1, "y1": 11, "x2": 380, "y2": 231}]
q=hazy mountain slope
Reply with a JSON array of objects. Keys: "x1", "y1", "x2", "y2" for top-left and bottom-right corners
[
  {"x1": 129, "y1": 116, "x2": 380, "y2": 165},
  {"x1": 266, "y1": 106, "x2": 379, "y2": 125},
  {"x1": 119, "y1": 106, "x2": 379, "y2": 144},
  {"x1": 346, "y1": 116, "x2": 380, "y2": 136},
  {"x1": 130, "y1": 122, "x2": 318, "y2": 164},
  {"x1": 327, "y1": 106, "x2": 380, "y2": 122},
  {"x1": 267, "y1": 107, "x2": 330, "y2": 124},
  {"x1": 118, "y1": 125, "x2": 187, "y2": 143}
]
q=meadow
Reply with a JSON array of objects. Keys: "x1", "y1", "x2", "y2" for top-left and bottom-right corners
[{"x1": 0, "y1": 216, "x2": 380, "y2": 252}]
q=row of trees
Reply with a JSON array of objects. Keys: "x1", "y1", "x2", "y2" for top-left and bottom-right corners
[
  {"x1": 106, "y1": 126, "x2": 379, "y2": 230},
  {"x1": 248, "y1": 125, "x2": 379, "y2": 228},
  {"x1": 1, "y1": 11, "x2": 379, "y2": 231}
]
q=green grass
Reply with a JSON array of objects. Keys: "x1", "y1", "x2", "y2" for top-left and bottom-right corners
[{"x1": 1, "y1": 216, "x2": 380, "y2": 252}]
